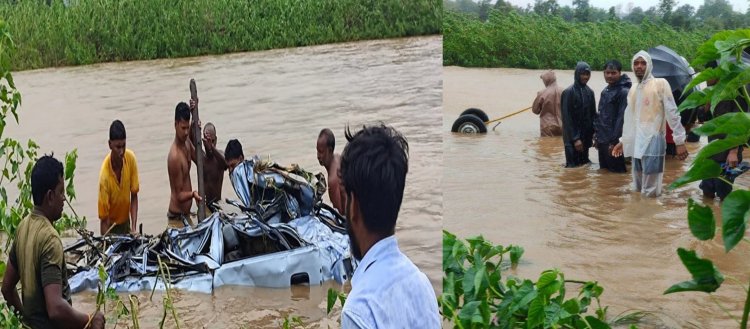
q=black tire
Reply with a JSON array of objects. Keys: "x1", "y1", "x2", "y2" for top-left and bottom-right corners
[
  {"x1": 451, "y1": 114, "x2": 487, "y2": 134},
  {"x1": 460, "y1": 108, "x2": 489, "y2": 122}
]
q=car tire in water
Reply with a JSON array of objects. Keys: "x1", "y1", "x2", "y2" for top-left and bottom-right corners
[
  {"x1": 460, "y1": 108, "x2": 489, "y2": 122},
  {"x1": 451, "y1": 114, "x2": 487, "y2": 134}
]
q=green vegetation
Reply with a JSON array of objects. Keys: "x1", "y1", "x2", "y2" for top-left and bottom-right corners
[
  {"x1": 666, "y1": 29, "x2": 750, "y2": 329},
  {"x1": 445, "y1": 0, "x2": 749, "y2": 31},
  {"x1": 441, "y1": 231, "x2": 645, "y2": 329},
  {"x1": 0, "y1": 0, "x2": 441, "y2": 71},
  {"x1": 444, "y1": 9, "x2": 707, "y2": 70}
]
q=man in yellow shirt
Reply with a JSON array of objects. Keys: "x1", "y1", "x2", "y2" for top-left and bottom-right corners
[{"x1": 98, "y1": 120, "x2": 140, "y2": 234}]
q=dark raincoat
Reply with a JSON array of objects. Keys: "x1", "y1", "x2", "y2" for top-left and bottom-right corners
[
  {"x1": 561, "y1": 62, "x2": 596, "y2": 148},
  {"x1": 594, "y1": 74, "x2": 632, "y2": 145}
]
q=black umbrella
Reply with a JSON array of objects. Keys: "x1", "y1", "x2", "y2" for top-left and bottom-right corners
[{"x1": 647, "y1": 45, "x2": 694, "y2": 96}]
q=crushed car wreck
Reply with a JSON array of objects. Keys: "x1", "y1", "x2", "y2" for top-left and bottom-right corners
[{"x1": 65, "y1": 157, "x2": 353, "y2": 294}]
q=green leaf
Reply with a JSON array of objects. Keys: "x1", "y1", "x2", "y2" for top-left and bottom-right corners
[
  {"x1": 458, "y1": 300, "x2": 487, "y2": 327},
  {"x1": 527, "y1": 297, "x2": 545, "y2": 329},
  {"x1": 65, "y1": 149, "x2": 77, "y2": 180},
  {"x1": 0, "y1": 261, "x2": 6, "y2": 278},
  {"x1": 584, "y1": 315, "x2": 612, "y2": 329},
  {"x1": 463, "y1": 266, "x2": 478, "y2": 300},
  {"x1": 509, "y1": 245, "x2": 524, "y2": 265},
  {"x1": 98, "y1": 266, "x2": 107, "y2": 283},
  {"x1": 679, "y1": 88, "x2": 711, "y2": 114},
  {"x1": 682, "y1": 68, "x2": 723, "y2": 97},
  {"x1": 669, "y1": 158, "x2": 722, "y2": 189},
  {"x1": 691, "y1": 112, "x2": 750, "y2": 138},
  {"x1": 562, "y1": 299, "x2": 580, "y2": 314},
  {"x1": 536, "y1": 269, "x2": 561, "y2": 297},
  {"x1": 664, "y1": 248, "x2": 724, "y2": 294},
  {"x1": 687, "y1": 198, "x2": 715, "y2": 241},
  {"x1": 721, "y1": 190, "x2": 750, "y2": 252},
  {"x1": 695, "y1": 136, "x2": 749, "y2": 162},
  {"x1": 326, "y1": 288, "x2": 337, "y2": 314}
]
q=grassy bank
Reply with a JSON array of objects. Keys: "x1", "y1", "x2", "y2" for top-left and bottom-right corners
[
  {"x1": 0, "y1": 0, "x2": 441, "y2": 71},
  {"x1": 444, "y1": 9, "x2": 710, "y2": 70}
]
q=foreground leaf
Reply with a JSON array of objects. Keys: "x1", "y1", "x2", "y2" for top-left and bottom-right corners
[
  {"x1": 721, "y1": 190, "x2": 750, "y2": 252},
  {"x1": 687, "y1": 198, "x2": 715, "y2": 241},
  {"x1": 664, "y1": 248, "x2": 724, "y2": 294}
]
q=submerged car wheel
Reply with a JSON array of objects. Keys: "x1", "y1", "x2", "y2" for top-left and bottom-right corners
[
  {"x1": 460, "y1": 108, "x2": 489, "y2": 122},
  {"x1": 451, "y1": 114, "x2": 487, "y2": 134}
]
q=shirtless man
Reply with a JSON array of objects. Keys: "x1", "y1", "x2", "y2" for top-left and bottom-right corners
[
  {"x1": 198, "y1": 122, "x2": 228, "y2": 212},
  {"x1": 316, "y1": 128, "x2": 344, "y2": 214},
  {"x1": 167, "y1": 101, "x2": 202, "y2": 228}
]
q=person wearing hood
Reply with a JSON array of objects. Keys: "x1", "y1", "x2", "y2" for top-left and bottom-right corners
[
  {"x1": 612, "y1": 51, "x2": 688, "y2": 197},
  {"x1": 594, "y1": 60, "x2": 631, "y2": 173},
  {"x1": 561, "y1": 62, "x2": 596, "y2": 168},
  {"x1": 532, "y1": 70, "x2": 563, "y2": 136}
]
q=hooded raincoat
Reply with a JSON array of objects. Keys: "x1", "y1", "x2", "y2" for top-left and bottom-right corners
[
  {"x1": 532, "y1": 70, "x2": 564, "y2": 136},
  {"x1": 594, "y1": 73, "x2": 632, "y2": 172},
  {"x1": 561, "y1": 62, "x2": 596, "y2": 167},
  {"x1": 620, "y1": 51, "x2": 686, "y2": 197}
]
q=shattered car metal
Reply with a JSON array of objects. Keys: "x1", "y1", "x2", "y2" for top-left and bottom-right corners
[{"x1": 66, "y1": 158, "x2": 353, "y2": 293}]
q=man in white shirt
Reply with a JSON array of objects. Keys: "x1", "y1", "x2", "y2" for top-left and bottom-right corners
[
  {"x1": 612, "y1": 50, "x2": 689, "y2": 197},
  {"x1": 339, "y1": 124, "x2": 440, "y2": 329}
]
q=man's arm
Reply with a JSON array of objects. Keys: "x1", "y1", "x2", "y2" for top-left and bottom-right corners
[
  {"x1": 43, "y1": 284, "x2": 94, "y2": 329},
  {"x1": 662, "y1": 81, "x2": 686, "y2": 145},
  {"x1": 1, "y1": 245, "x2": 23, "y2": 315},
  {"x1": 329, "y1": 179, "x2": 343, "y2": 215},
  {"x1": 613, "y1": 89, "x2": 629, "y2": 144},
  {"x1": 129, "y1": 151, "x2": 140, "y2": 233},
  {"x1": 98, "y1": 174, "x2": 111, "y2": 235},
  {"x1": 130, "y1": 193, "x2": 138, "y2": 233},
  {"x1": 167, "y1": 152, "x2": 200, "y2": 203},
  {"x1": 560, "y1": 89, "x2": 579, "y2": 141},
  {"x1": 532, "y1": 91, "x2": 543, "y2": 115}
]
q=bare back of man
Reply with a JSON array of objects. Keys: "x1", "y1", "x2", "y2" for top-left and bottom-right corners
[{"x1": 327, "y1": 154, "x2": 343, "y2": 213}]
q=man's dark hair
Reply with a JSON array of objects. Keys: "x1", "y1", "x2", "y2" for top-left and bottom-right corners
[
  {"x1": 109, "y1": 119, "x2": 126, "y2": 141},
  {"x1": 225, "y1": 139, "x2": 244, "y2": 161},
  {"x1": 340, "y1": 124, "x2": 409, "y2": 237},
  {"x1": 31, "y1": 154, "x2": 64, "y2": 206},
  {"x1": 175, "y1": 102, "x2": 191, "y2": 122},
  {"x1": 603, "y1": 59, "x2": 622, "y2": 72},
  {"x1": 318, "y1": 128, "x2": 335, "y2": 151}
]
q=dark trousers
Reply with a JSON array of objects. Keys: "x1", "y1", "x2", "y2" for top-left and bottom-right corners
[
  {"x1": 597, "y1": 143, "x2": 626, "y2": 173},
  {"x1": 564, "y1": 144, "x2": 591, "y2": 168}
]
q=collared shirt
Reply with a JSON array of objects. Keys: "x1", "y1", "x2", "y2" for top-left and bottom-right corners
[
  {"x1": 8, "y1": 209, "x2": 71, "y2": 329},
  {"x1": 341, "y1": 236, "x2": 440, "y2": 329},
  {"x1": 98, "y1": 149, "x2": 139, "y2": 225}
]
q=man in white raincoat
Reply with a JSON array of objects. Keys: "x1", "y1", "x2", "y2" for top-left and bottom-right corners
[{"x1": 612, "y1": 51, "x2": 689, "y2": 197}]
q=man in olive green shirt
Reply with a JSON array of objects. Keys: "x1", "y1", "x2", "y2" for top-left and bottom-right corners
[{"x1": 1, "y1": 155, "x2": 105, "y2": 329}]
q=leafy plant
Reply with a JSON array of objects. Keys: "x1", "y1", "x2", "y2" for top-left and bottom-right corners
[
  {"x1": 665, "y1": 28, "x2": 750, "y2": 329},
  {"x1": 441, "y1": 230, "x2": 638, "y2": 329}
]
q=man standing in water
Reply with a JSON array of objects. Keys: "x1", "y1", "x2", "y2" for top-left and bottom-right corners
[
  {"x1": 339, "y1": 124, "x2": 440, "y2": 328},
  {"x1": 316, "y1": 128, "x2": 344, "y2": 214},
  {"x1": 532, "y1": 70, "x2": 563, "y2": 136},
  {"x1": 2, "y1": 155, "x2": 105, "y2": 329},
  {"x1": 594, "y1": 60, "x2": 631, "y2": 173},
  {"x1": 561, "y1": 62, "x2": 596, "y2": 167},
  {"x1": 196, "y1": 122, "x2": 228, "y2": 212},
  {"x1": 612, "y1": 51, "x2": 688, "y2": 197},
  {"x1": 167, "y1": 101, "x2": 202, "y2": 228},
  {"x1": 98, "y1": 120, "x2": 140, "y2": 234}
]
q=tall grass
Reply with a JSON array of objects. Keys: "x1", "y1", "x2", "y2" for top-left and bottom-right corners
[
  {"x1": 0, "y1": 0, "x2": 441, "y2": 71},
  {"x1": 444, "y1": 9, "x2": 710, "y2": 70}
]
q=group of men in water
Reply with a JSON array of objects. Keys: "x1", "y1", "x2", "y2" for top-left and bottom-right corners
[
  {"x1": 2, "y1": 96, "x2": 442, "y2": 328},
  {"x1": 533, "y1": 51, "x2": 745, "y2": 199}
]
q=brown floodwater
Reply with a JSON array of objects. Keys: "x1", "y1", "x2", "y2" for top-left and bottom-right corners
[
  {"x1": 5, "y1": 36, "x2": 442, "y2": 328},
  {"x1": 443, "y1": 66, "x2": 750, "y2": 328}
]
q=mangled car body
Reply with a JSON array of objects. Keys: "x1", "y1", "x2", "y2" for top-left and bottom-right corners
[{"x1": 66, "y1": 157, "x2": 353, "y2": 293}]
